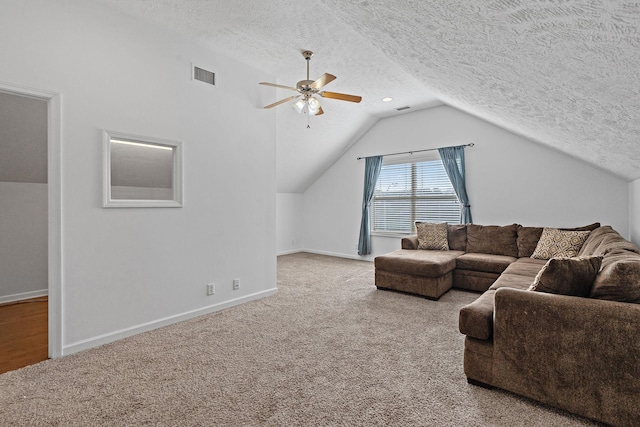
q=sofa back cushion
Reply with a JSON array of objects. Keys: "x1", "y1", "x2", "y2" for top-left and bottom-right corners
[
  {"x1": 447, "y1": 224, "x2": 467, "y2": 251},
  {"x1": 597, "y1": 234, "x2": 640, "y2": 256},
  {"x1": 578, "y1": 225, "x2": 617, "y2": 256},
  {"x1": 466, "y1": 224, "x2": 518, "y2": 257},
  {"x1": 516, "y1": 226, "x2": 544, "y2": 258},
  {"x1": 560, "y1": 222, "x2": 601, "y2": 232},
  {"x1": 591, "y1": 252, "x2": 640, "y2": 303},
  {"x1": 578, "y1": 226, "x2": 640, "y2": 257},
  {"x1": 401, "y1": 235, "x2": 419, "y2": 250}
]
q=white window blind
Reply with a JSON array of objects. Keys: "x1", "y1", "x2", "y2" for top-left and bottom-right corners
[{"x1": 372, "y1": 152, "x2": 461, "y2": 234}]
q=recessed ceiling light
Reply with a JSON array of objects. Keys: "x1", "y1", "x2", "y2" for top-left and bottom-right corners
[{"x1": 382, "y1": 97, "x2": 393, "y2": 102}]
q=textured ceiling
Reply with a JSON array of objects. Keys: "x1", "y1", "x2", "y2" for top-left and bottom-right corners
[{"x1": 97, "y1": 0, "x2": 640, "y2": 192}]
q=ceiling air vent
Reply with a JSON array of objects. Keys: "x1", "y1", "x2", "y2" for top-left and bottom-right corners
[
  {"x1": 193, "y1": 66, "x2": 215, "y2": 86},
  {"x1": 396, "y1": 106, "x2": 411, "y2": 111}
]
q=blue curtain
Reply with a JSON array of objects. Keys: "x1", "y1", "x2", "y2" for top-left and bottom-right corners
[
  {"x1": 357, "y1": 155, "x2": 383, "y2": 255},
  {"x1": 438, "y1": 145, "x2": 473, "y2": 224}
]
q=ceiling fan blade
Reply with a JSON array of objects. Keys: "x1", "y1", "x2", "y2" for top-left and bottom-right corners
[
  {"x1": 309, "y1": 73, "x2": 336, "y2": 89},
  {"x1": 316, "y1": 107, "x2": 324, "y2": 116},
  {"x1": 319, "y1": 91, "x2": 362, "y2": 103},
  {"x1": 259, "y1": 82, "x2": 298, "y2": 92},
  {"x1": 263, "y1": 95, "x2": 300, "y2": 109}
]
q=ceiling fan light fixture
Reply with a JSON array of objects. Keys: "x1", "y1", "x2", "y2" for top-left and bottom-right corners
[
  {"x1": 292, "y1": 98, "x2": 307, "y2": 113},
  {"x1": 307, "y1": 97, "x2": 321, "y2": 115}
]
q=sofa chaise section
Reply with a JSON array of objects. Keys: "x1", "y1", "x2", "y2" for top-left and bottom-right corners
[{"x1": 375, "y1": 249, "x2": 464, "y2": 299}]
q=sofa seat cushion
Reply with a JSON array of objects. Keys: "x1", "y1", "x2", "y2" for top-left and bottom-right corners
[
  {"x1": 455, "y1": 253, "x2": 517, "y2": 274},
  {"x1": 374, "y1": 249, "x2": 464, "y2": 277},
  {"x1": 452, "y1": 270, "x2": 500, "y2": 292},
  {"x1": 459, "y1": 289, "x2": 496, "y2": 340},
  {"x1": 489, "y1": 273, "x2": 536, "y2": 291},
  {"x1": 502, "y1": 258, "x2": 546, "y2": 277},
  {"x1": 460, "y1": 272, "x2": 538, "y2": 340},
  {"x1": 511, "y1": 257, "x2": 548, "y2": 266}
]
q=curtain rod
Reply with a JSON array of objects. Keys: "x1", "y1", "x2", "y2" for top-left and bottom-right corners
[{"x1": 356, "y1": 143, "x2": 474, "y2": 160}]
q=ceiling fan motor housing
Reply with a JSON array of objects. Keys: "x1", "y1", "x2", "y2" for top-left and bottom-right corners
[{"x1": 297, "y1": 80, "x2": 316, "y2": 94}]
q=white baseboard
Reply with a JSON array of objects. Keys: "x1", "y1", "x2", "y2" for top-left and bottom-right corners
[
  {"x1": 62, "y1": 287, "x2": 278, "y2": 356},
  {"x1": 0, "y1": 289, "x2": 48, "y2": 304},
  {"x1": 301, "y1": 248, "x2": 374, "y2": 262},
  {"x1": 277, "y1": 249, "x2": 303, "y2": 256}
]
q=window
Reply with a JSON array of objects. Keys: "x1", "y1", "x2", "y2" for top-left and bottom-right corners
[{"x1": 372, "y1": 152, "x2": 461, "y2": 234}]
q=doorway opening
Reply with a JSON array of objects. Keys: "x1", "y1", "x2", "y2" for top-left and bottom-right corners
[{"x1": 0, "y1": 83, "x2": 62, "y2": 371}]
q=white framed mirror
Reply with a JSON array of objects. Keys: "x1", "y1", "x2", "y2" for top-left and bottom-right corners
[{"x1": 103, "y1": 130, "x2": 183, "y2": 208}]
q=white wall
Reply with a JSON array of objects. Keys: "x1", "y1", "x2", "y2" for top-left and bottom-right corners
[
  {"x1": 629, "y1": 179, "x2": 640, "y2": 247},
  {"x1": 302, "y1": 106, "x2": 629, "y2": 260},
  {"x1": 0, "y1": 0, "x2": 277, "y2": 354},
  {"x1": 0, "y1": 182, "x2": 48, "y2": 302},
  {"x1": 276, "y1": 193, "x2": 303, "y2": 255}
]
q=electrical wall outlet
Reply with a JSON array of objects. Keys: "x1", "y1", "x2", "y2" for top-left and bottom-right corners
[
  {"x1": 207, "y1": 283, "x2": 215, "y2": 296},
  {"x1": 232, "y1": 278, "x2": 240, "y2": 290}
]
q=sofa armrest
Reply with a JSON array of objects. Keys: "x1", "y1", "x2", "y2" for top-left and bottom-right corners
[
  {"x1": 401, "y1": 235, "x2": 418, "y2": 250},
  {"x1": 492, "y1": 287, "x2": 640, "y2": 426}
]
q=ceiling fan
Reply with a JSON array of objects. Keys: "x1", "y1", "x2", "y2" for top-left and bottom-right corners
[{"x1": 259, "y1": 50, "x2": 362, "y2": 117}]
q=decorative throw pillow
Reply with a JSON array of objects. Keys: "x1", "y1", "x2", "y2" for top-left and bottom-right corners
[
  {"x1": 516, "y1": 223, "x2": 600, "y2": 258},
  {"x1": 531, "y1": 228, "x2": 591, "y2": 260},
  {"x1": 528, "y1": 256, "x2": 602, "y2": 297},
  {"x1": 416, "y1": 222, "x2": 449, "y2": 251}
]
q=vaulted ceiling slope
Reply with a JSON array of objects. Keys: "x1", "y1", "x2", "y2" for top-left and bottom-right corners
[{"x1": 97, "y1": 0, "x2": 640, "y2": 192}]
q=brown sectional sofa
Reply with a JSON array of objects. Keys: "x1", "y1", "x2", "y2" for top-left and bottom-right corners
[{"x1": 374, "y1": 223, "x2": 640, "y2": 427}]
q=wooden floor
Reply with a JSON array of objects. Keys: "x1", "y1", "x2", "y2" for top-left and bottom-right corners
[{"x1": 0, "y1": 297, "x2": 48, "y2": 374}]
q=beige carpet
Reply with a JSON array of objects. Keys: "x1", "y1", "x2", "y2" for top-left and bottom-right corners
[{"x1": 0, "y1": 253, "x2": 599, "y2": 426}]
